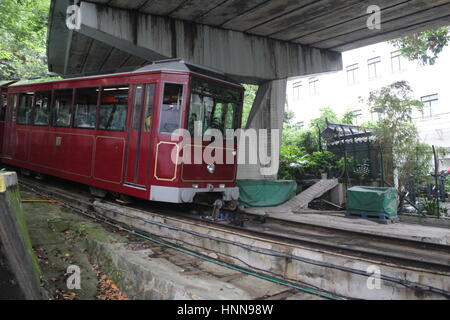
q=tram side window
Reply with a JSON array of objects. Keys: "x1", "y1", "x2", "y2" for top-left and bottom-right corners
[
  {"x1": 99, "y1": 86, "x2": 129, "y2": 131},
  {"x1": 159, "y1": 83, "x2": 183, "y2": 135},
  {"x1": 17, "y1": 92, "x2": 35, "y2": 125},
  {"x1": 0, "y1": 94, "x2": 6, "y2": 121},
  {"x1": 132, "y1": 86, "x2": 144, "y2": 130},
  {"x1": 11, "y1": 94, "x2": 19, "y2": 123},
  {"x1": 144, "y1": 84, "x2": 155, "y2": 132},
  {"x1": 34, "y1": 91, "x2": 52, "y2": 126},
  {"x1": 52, "y1": 89, "x2": 74, "y2": 128},
  {"x1": 132, "y1": 84, "x2": 155, "y2": 132},
  {"x1": 74, "y1": 87, "x2": 99, "y2": 129}
]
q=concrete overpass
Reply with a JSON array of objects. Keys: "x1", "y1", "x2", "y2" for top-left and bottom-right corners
[{"x1": 47, "y1": 0, "x2": 450, "y2": 179}]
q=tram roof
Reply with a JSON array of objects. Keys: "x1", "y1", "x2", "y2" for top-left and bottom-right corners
[
  {"x1": 10, "y1": 60, "x2": 243, "y2": 89},
  {"x1": 0, "y1": 81, "x2": 18, "y2": 88}
]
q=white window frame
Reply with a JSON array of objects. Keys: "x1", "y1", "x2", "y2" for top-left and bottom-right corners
[
  {"x1": 391, "y1": 51, "x2": 402, "y2": 73},
  {"x1": 346, "y1": 63, "x2": 359, "y2": 85},
  {"x1": 368, "y1": 56, "x2": 381, "y2": 79},
  {"x1": 309, "y1": 78, "x2": 319, "y2": 96},
  {"x1": 421, "y1": 94, "x2": 439, "y2": 118},
  {"x1": 293, "y1": 82, "x2": 302, "y2": 100}
]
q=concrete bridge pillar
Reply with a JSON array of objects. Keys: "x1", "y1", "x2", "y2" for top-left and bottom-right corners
[{"x1": 237, "y1": 79, "x2": 287, "y2": 180}]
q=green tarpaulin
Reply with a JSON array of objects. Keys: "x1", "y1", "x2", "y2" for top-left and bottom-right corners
[
  {"x1": 347, "y1": 186, "x2": 398, "y2": 218},
  {"x1": 238, "y1": 180, "x2": 297, "y2": 208}
]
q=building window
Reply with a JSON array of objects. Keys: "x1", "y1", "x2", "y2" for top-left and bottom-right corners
[
  {"x1": 354, "y1": 109, "x2": 363, "y2": 125},
  {"x1": 346, "y1": 64, "x2": 359, "y2": 85},
  {"x1": 391, "y1": 51, "x2": 402, "y2": 73},
  {"x1": 368, "y1": 56, "x2": 381, "y2": 79},
  {"x1": 309, "y1": 78, "x2": 319, "y2": 96},
  {"x1": 293, "y1": 82, "x2": 302, "y2": 100},
  {"x1": 295, "y1": 121, "x2": 304, "y2": 130},
  {"x1": 371, "y1": 112, "x2": 384, "y2": 122},
  {"x1": 421, "y1": 94, "x2": 439, "y2": 118}
]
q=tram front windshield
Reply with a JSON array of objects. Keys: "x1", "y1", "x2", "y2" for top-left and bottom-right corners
[{"x1": 188, "y1": 78, "x2": 241, "y2": 139}]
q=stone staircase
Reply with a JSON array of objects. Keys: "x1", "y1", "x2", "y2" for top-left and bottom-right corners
[
  {"x1": 244, "y1": 179, "x2": 339, "y2": 215},
  {"x1": 280, "y1": 179, "x2": 339, "y2": 212}
]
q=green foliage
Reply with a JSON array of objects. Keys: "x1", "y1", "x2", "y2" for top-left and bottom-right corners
[
  {"x1": 0, "y1": 0, "x2": 50, "y2": 79},
  {"x1": 9, "y1": 187, "x2": 41, "y2": 279},
  {"x1": 336, "y1": 157, "x2": 349, "y2": 174},
  {"x1": 367, "y1": 81, "x2": 424, "y2": 188},
  {"x1": 305, "y1": 151, "x2": 337, "y2": 174},
  {"x1": 445, "y1": 177, "x2": 450, "y2": 195},
  {"x1": 280, "y1": 106, "x2": 366, "y2": 180},
  {"x1": 12, "y1": 75, "x2": 62, "y2": 85},
  {"x1": 418, "y1": 199, "x2": 442, "y2": 217},
  {"x1": 310, "y1": 106, "x2": 338, "y2": 132},
  {"x1": 414, "y1": 143, "x2": 434, "y2": 190},
  {"x1": 283, "y1": 110, "x2": 320, "y2": 154},
  {"x1": 279, "y1": 145, "x2": 305, "y2": 180},
  {"x1": 390, "y1": 27, "x2": 450, "y2": 65},
  {"x1": 279, "y1": 148, "x2": 338, "y2": 180},
  {"x1": 341, "y1": 108, "x2": 358, "y2": 125},
  {"x1": 335, "y1": 156, "x2": 373, "y2": 180},
  {"x1": 241, "y1": 84, "x2": 258, "y2": 128}
]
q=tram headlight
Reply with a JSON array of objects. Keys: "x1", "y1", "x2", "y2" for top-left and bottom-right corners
[{"x1": 207, "y1": 163, "x2": 216, "y2": 174}]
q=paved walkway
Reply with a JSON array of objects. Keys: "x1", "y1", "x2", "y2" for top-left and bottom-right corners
[{"x1": 244, "y1": 209, "x2": 450, "y2": 246}]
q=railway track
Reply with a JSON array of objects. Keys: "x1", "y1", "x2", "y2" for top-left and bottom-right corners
[
  {"x1": 17, "y1": 174, "x2": 450, "y2": 272},
  {"x1": 16, "y1": 174, "x2": 450, "y2": 299}
]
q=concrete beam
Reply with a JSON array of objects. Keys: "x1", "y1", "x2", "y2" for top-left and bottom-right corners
[{"x1": 71, "y1": 1, "x2": 342, "y2": 83}]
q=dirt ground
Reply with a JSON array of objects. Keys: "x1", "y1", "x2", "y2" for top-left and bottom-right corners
[{"x1": 20, "y1": 189, "x2": 128, "y2": 300}]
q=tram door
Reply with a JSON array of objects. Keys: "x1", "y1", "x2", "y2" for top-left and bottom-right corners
[{"x1": 125, "y1": 84, "x2": 156, "y2": 189}]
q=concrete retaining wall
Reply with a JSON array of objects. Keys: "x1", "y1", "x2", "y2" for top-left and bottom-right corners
[
  {"x1": 93, "y1": 201, "x2": 450, "y2": 300},
  {"x1": 86, "y1": 239, "x2": 261, "y2": 300},
  {"x1": 0, "y1": 172, "x2": 41, "y2": 300}
]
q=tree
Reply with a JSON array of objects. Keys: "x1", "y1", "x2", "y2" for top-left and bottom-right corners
[
  {"x1": 341, "y1": 108, "x2": 358, "y2": 125},
  {"x1": 367, "y1": 81, "x2": 424, "y2": 197},
  {"x1": 390, "y1": 26, "x2": 450, "y2": 65},
  {"x1": 0, "y1": 0, "x2": 50, "y2": 79},
  {"x1": 310, "y1": 106, "x2": 338, "y2": 132}
]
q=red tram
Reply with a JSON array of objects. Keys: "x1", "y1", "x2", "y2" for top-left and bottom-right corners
[
  {"x1": 1, "y1": 60, "x2": 243, "y2": 207},
  {"x1": 0, "y1": 81, "x2": 18, "y2": 156}
]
